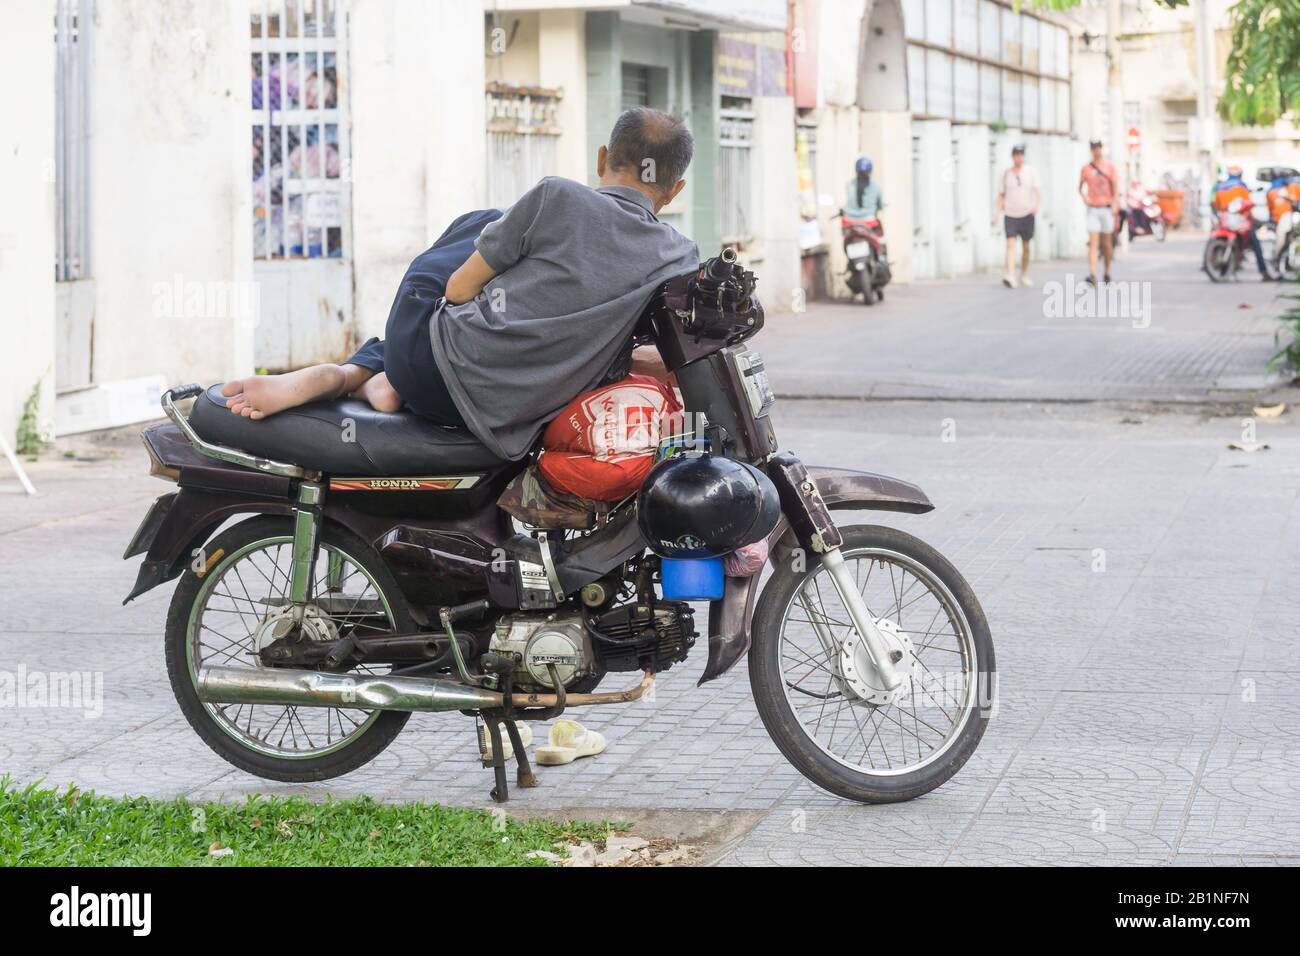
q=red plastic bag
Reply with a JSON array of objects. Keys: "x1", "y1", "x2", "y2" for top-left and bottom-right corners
[{"x1": 538, "y1": 375, "x2": 681, "y2": 502}]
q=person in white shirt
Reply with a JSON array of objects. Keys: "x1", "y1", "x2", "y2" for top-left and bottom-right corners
[{"x1": 993, "y1": 144, "x2": 1041, "y2": 288}]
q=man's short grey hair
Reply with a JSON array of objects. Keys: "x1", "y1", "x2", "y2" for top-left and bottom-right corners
[{"x1": 606, "y1": 107, "x2": 694, "y2": 193}]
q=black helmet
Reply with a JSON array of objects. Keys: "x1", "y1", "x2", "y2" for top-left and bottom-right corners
[{"x1": 637, "y1": 453, "x2": 781, "y2": 558}]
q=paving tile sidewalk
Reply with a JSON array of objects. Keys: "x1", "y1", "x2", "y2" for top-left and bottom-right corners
[{"x1": 3, "y1": 395, "x2": 1297, "y2": 866}]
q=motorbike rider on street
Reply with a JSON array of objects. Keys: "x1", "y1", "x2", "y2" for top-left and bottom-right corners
[
  {"x1": 219, "y1": 108, "x2": 700, "y2": 459},
  {"x1": 1213, "y1": 164, "x2": 1272, "y2": 280},
  {"x1": 844, "y1": 156, "x2": 883, "y2": 220}
]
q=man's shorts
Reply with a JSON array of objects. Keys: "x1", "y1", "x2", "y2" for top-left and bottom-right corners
[
  {"x1": 1005, "y1": 214, "x2": 1035, "y2": 241},
  {"x1": 1086, "y1": 205, "x2": 1115, "y2": 235}
]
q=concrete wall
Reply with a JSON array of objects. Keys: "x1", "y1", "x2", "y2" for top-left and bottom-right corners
[
  {"x1": 87, "y1": 0, "x2": 253, "y2": 389},
  {"x1": 0, "y1": 0, "x2": 56, "y2": 450},
  {"x1": 350, "y1": 0, "x2": 486, "y2": 340},
  {"x1": 750, "y1": 97, "x2": 801, "y2": 311},
  {"x1": 538, "y1": 10, "x2": 589, "y2": 183},
  {"x1": 860, "y1": 110, "x2": 912, "y2": 283}
]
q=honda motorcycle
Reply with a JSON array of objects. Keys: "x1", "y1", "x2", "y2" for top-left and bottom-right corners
[
  {"x1": 839, "y1": 214, "x2": 891, "y2": 305},
  {"x1": 1272, "y1": 201, "x2": 1300, "y2": 281},
  {"x1": 123, "y1": 250, "x2": 994, "y2": 804},
  {"x1": 1204, "y1": 197, "x2": 1264, "y2": 282}
]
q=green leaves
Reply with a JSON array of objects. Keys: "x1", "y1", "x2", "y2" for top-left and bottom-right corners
[
  {"x1": 1219, "y1": 1, "x2": 1299, "y2": 127},
  {"x1": 0, "y1": 779, "x2": 609, "y2": 867}
]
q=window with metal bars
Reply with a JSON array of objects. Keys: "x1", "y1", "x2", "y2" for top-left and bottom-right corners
[
  {"x1": 54, "y1": 0, "x2": 92, "y2": 282},
  {"x1": 250, "y1": 0, "x2": 348, "y2": 260},
  {"x1": 485, "y1": 83, "x2": 562, "y2": 209},
  {"x1": 718, "y1": 103, "x2": 755, "y2": 246}
]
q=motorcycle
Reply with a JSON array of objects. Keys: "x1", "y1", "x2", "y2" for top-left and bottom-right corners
[
  {"x1": 1116, "y1": 193, "x2": 1167, "y2": 242},
  {"x1": 839, "y1": 213, "x2": 891, "y2": 305},
  {"x1": 1204, "y1": 197, "x2": 1261, "y2": 282},
  {"x1": 123, "y1": 249, "x2": 993, "y2": 804},
  {"x1": 1273, "y1": 204, "x2": 1300, "y2": 280}
]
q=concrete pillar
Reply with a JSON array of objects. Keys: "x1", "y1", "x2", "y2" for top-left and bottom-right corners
[
  {"x1": 688, "y1": 30, "x2": 720, "y2": 257},
  {"x1": 350, "y1": 0, "x2": 485, "y2": 340},
  {"x1": 538, "y1": 10, "x2": 588, "y2": 184},
  {"x1": 751, "y1": 96, "x2": 801, "y2": 312},
  {"x1": 0, "y1": 0, "x2": 56, "y2": 450},
  {"x1": 912, "y1": 119, "x2": 952, "y2": 279},
  {"x1": 859, "y1": 110, "x2": 913, "y2": 283},
  {"x1": 813, "y1": 105, "x2": 861, "y2": 298},
  {"x1": 957, "y1": 124, "x2": 994, "y2": 273},
  {"x1": 585, "y1": 11, "x2": 622, "y2": 187}
]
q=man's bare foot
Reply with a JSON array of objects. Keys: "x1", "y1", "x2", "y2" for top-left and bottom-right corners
[
  {"x1": 220, "y1": 365, "x2": 346, "y2": 420},
  {"x1": 355, "y1": 372, "x2": 403, "y2": 413}
]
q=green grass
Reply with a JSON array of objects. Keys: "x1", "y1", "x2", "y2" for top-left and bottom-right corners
[{"x1": 0, "y1": 778, "x2": 613, "y2": 867}]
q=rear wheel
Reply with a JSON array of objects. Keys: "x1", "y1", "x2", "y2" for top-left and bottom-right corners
[
  {"x1": 1204, "y1": 236, "x2": 1234, "y2": 282},
  {"x1": 750, "y1": 525, "x2": 994, "y2": 803},
  {"x1": 164, "y1": 515, "x2": 413, "y2": 782}
]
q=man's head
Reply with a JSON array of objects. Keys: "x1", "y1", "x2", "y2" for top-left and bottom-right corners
[
  {"x1": 1090, "y1": 139, "x2": 1104, "y2": 161},
  {"x1": 1011, "y1": 144, "x2": 1025, "y2": 168},
  {"x1": 598, "y1": 107, "x2": 693, "y2": 212}
]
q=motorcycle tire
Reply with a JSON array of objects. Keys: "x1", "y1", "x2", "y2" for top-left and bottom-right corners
[
  {"x1": 1152, "y1": 219, "x2": 1166, "y2": 241},
  {"x1": 165, "y1": 515, "x2": 414, "y2": 782},
  {"x1": 1204, "y1": 236, "x2": 1234, "y2": 283},
  {"x1": 749, "y1": 525, "x2": 994, "y2": 803}
]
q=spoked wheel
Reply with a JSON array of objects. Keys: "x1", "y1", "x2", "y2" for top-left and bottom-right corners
[
  {"x1": 165, "y1": 515, "x2": 413, "y2": 781},
  {"x1": 750, "y1": 525, "x2": 994, "y2": 803},
  {"x1": 1203, "y1": 236, "x2": 1235, "y2": 282},
  {"x1": 1278, "y1": 235, "x2": 1300, "y2": 280}
]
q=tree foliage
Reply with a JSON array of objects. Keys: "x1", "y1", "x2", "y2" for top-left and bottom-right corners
[{"x1": 1220, "y1": 1, "x2": 1300, "y2": 127}]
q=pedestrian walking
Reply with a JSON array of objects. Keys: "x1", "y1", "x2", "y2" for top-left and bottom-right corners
[{"x1": 993, "y1": 144, "x2": 1040, "y2": 288}]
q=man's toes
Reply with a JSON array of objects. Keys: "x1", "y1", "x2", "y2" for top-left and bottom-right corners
[
  {"x1": 228, "y1": 400, "x2": 246, "y2": 414},
  {"x1": 220, "y1": 380, "x2": 244, "y2": 397},
  {"x1": 225, "y1": 394, "x2": 244, "y2": 409},
  {"x1": 239, "y1": 406, "x2": 256, "y2": 418},
  {"x1": 249, "y1": 409, "x2": 265, "y2": 421}
]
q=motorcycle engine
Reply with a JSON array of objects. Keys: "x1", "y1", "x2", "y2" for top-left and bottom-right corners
[{"x1": 488, "y1": 611, "x2": 597, "y2": 691}]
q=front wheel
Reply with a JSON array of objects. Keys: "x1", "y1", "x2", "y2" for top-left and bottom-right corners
[
  {"x1": 750, "y1": 525, "x2": 994, "y2": 803},
  {"x1": 1203, "y1": 236, "x2": 1234, "y2": 282}
]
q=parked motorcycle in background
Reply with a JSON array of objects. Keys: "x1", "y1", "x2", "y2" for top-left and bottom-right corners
[{"x1": 839, "y1": 212, "x2": 891, "y2": 305}]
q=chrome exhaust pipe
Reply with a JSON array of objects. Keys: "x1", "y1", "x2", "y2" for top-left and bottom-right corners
[{"x1": 196, "y1": 665, "x2": 504, "y2": 712}]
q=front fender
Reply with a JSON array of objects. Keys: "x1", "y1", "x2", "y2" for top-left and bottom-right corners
[{"x1": 697, "y1": 464, "x2": 932, "y2": 684}]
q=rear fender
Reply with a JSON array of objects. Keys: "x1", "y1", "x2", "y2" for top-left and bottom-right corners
[
  {"x1": 698, "y1": 464, "x2": 933, "y2": 684},
  {"x1": 122, "y1": 486, "x2": 294, "y2": 604}
]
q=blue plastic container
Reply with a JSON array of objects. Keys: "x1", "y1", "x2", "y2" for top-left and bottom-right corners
[{"x1": 661, "y1": 557, "x2": 725, "y2": 601}]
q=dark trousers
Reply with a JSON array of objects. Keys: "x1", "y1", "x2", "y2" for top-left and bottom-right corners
[{"x1": 346, "y1": 208, "x2": 503, "y2": 426}]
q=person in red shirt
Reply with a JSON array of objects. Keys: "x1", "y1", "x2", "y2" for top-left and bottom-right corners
[{"x1": 1079, "y1": 139, "x2": 1120, "y2": 284}]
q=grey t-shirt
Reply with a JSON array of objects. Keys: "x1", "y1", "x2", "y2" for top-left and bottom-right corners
[{"x1": 428, "y1": 178, "x2": 700, "y2": 460}]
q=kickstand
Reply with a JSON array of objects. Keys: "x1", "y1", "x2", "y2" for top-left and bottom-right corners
[
  {"x1": 481, "y1": 715, "x2": 511, "y2": 804},
  {"x1": 504, "y1": 718, "x2": 539, "y2": 790}
]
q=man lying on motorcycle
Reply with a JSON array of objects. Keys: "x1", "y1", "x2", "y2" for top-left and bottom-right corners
[{"x1": 220, "y1": 107, "x2": 700, "y2": 462}]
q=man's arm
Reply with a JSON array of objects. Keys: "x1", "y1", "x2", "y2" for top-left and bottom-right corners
[{"x1": 445, "y1": 251, "x2": 498, "y2": 304}]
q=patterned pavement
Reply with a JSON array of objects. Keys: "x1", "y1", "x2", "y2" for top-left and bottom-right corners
[{"x1": 2, "y1": 236, "x2": 1297, "y2": 865}]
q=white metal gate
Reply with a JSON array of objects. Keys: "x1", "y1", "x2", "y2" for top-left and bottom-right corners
[
  {"x1": 718, "y1": 106, "x2": 754, "y2": 246},
  {"x1": 250, "y1": 0, "x2": 354, "y2": 370},
  {"x1": 485, "y1": 83, "x2": 561, "y2": 209}
]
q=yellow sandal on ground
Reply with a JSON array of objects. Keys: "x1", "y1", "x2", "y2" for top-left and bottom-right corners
[{"x1": 534, "y1": 718, "x2": 607, "y2": 766}]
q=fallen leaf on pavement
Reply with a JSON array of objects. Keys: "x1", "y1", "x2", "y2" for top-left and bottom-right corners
[{"x1": 1227, "y1": 442, "x2": 1270, "y2": 452}]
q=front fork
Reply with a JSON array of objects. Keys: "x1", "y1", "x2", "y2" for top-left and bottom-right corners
[{"x1": 768, "y1": 454, "x2": 903, "y2": 691}]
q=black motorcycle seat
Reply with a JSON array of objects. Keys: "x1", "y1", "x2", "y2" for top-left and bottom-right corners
[{"x1": 189, "y1": 384, "x2": 510, "y2": 477}]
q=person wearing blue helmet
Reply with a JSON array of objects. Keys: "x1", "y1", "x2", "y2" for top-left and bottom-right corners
[{"x1": 844, "y1": 156, "x2": 883, "y2": 219}]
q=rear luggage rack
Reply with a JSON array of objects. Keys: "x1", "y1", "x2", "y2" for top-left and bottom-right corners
[{"x1": 161, "y1": 384, "x2": 321, "y2": 481}]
